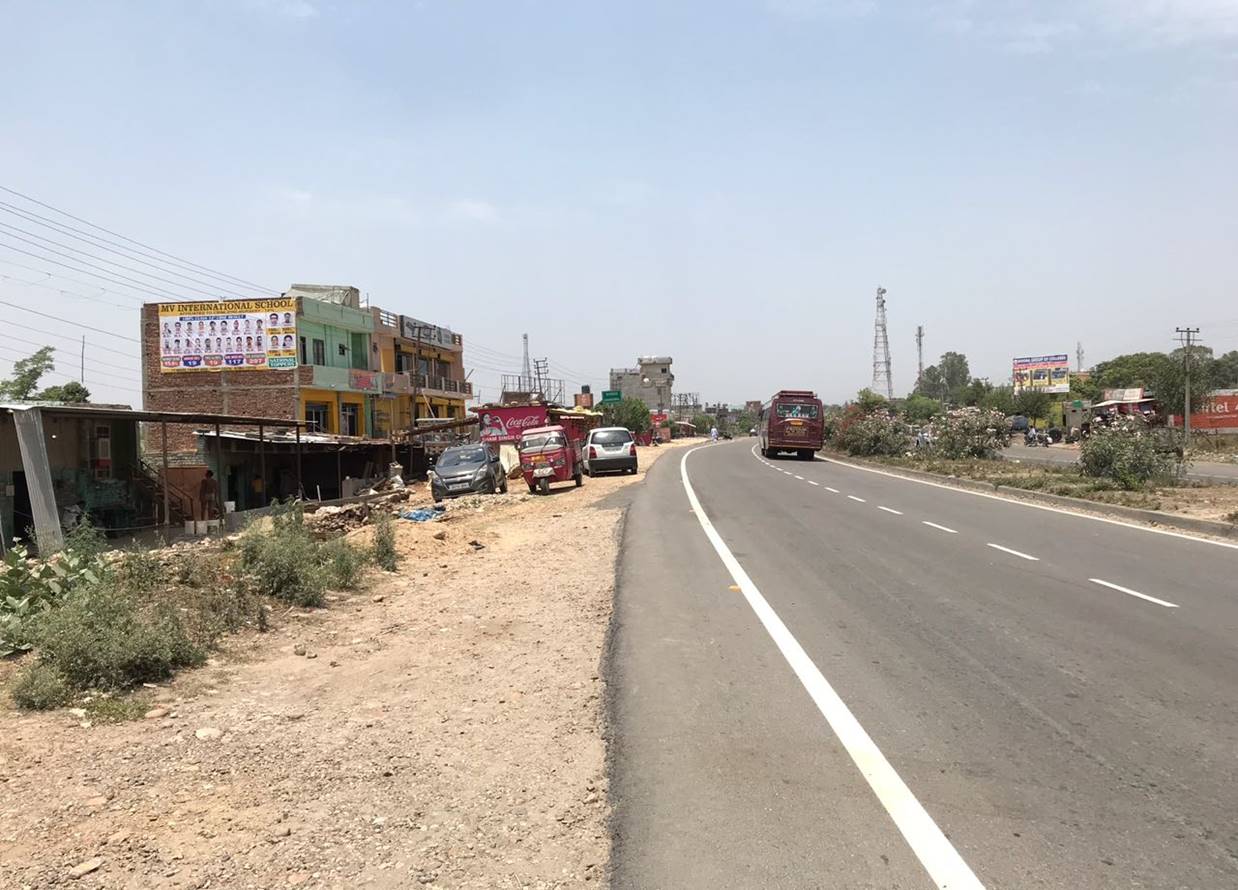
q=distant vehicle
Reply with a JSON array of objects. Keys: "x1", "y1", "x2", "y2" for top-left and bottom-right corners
[
  {"x1": 1009, "y1": 414, "x2": 1029, "y2": 433},
  {"x1": 583, "y1": 426, "x2": 637, "y2": 476},
  {"x1": 430, "y1": 444, "x2": 507, "y2": 502},
  {"x1": 759, "y1": 389, "x2": 825, "y2": 460}
]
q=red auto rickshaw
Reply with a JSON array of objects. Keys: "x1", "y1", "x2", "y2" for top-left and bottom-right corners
[{"x1": 518, "y1": 424, "x2": 584, "y2": 494}]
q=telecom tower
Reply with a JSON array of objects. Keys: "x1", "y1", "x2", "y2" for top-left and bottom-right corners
[
  {"x1": 521, "y1": 333, "x2": 532, "y2": 392},
  {"x1": 915, "y1": 325, "x2": 925, "y2": 392},
  {"x1": 1076, "y1": 341, "x2": 1085, "y2": 373},
  {"x1": 872, "y1": 287, "x2": 893, "y2": 399}
]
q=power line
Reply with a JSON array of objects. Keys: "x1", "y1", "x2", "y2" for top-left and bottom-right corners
[
  {"x1": 0, "y1": 200, "x2": 266, "y2": 297},
  {"x1": 0, "y1": 184, "x2": 277, "y2": 294},
  {"x1": 0, "y1": 298, "x2": 140, "y2": 343},
  {"x1": 0, "y1": 220, "x2": 247, "y2": 300},
  {"x1": 0, "y1": 347, "x2": 141, "y2": 388},
  {"x1": 0, "y1": 258, "x2": 145, "y2": 306},
  {"x1": 4, "y1": 318, "x2": 139, "y2": 360},
  {"x1": 0, "y1": 330, "x2": 140, "y2": 373},
  {"x1": 0, "y1": 233, "x2": 186, "y2": 300},
  {"x1": 0, "y1": 240, "x2": 181, "y2": 301}
]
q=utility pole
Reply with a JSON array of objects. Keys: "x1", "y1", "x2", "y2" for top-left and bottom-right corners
[
  {"x1": 915, "y1": 325, "x2": 924, "y2": 392},
  {"x1": 1175, "y1": 327, "x2": 1200, "y2": 449},
  {"x1": 521, "y1": 333, "x2": 532, "y2": 393},
  {"x1": 1076, "y1": 341, "x2": 1084, "y2": 373},
  {"x1": 80, "y1": 336, "x2": 85, "y2": 383},
  {"x1": 872, "y1": 287, "x2": 893, "y2": 400}
]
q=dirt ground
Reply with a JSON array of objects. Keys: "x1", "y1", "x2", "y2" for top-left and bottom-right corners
[{"x1": 0, "y1": 440, "x2": 696, "y2": 890}]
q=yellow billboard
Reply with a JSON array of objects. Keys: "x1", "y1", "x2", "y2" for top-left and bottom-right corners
[
  {"x1": 158, "y1": 299, "x2": 298, "y2": 373},
  {"x1": 1013, "y1": 354, "x2": 1070, "y2": 394}
]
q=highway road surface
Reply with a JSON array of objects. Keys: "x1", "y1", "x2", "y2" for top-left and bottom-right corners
[
  {"x1": 607, "y1": 440, "x2": 1238, "y2": 889},
  {"x1": 1002, "y1": 443, "x2": 1238, "y2": 485}
]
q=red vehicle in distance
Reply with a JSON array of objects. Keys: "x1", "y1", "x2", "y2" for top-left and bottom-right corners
[{"x1": 759, "y1": 389, "x2": 824, "y2": 460}]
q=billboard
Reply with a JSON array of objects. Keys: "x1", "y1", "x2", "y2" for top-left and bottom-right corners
[
  {"x1": 158, "y1": 299, "x2": 298, "y2": 373},
  {"x1": 1013, "y1": 354, "x2": 1070, "y2": 394},
  {"x1": 478, "y1": 405, "x2": 549, "y2": 443}
]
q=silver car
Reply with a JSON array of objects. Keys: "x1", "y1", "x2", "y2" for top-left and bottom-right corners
[
  {"x1": 583, "y1": 426, "x2": 638, "y2": 476},
  {"x1": 430, "y1": 444, "x2": 508, "y2": 502}
]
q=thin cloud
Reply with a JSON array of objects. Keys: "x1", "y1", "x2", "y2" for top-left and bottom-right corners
[{"x1": 447, "y1": 200, "x2": 500, "y2": 224}]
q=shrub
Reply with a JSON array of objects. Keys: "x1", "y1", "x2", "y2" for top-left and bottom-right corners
[
  {"x1": 238, "y1": 503, "x2": 325, "y2": 607},
  {"x1": 32, "y1": 585, "x2": 204, "y2": 692},
  {"x1": 321, "y1": 537, "x2": 366, "y2": 589},
  {"x1": 836, "y1": 409, "x2": 912, "y2": 457},
  {"x1": 1080, "y1": 426, "x2": 1173, "y2": 490},
  {"x1": 11, "y1": 661, "x2": 71, "y2": 710},
  {"x1": 371, "y1": 511, "x2": 399, "y2": 572},
  {"x1": 1, "y1": 540, "x2": 106, "y2": 657},
  {"x1": 928, "y1": 409, "x2": 1011, "y2": 460}
]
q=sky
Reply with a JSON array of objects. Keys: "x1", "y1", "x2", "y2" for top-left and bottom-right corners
[{"x1": 1, "y1": 0, "x2": 1237, "y2": 407}]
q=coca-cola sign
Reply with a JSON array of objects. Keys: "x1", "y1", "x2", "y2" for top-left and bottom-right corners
[{"x1": 478, "y1": 406, "x2": 549, "y2": 443}]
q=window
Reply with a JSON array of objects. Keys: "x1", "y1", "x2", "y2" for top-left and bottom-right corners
[
  {"x1": 340, "y1": 403, "x2": 360, "y2": 437},
  {"x1": 312, "y1": 338, "x2": 326, "y2": 365},
  {"x1": 351, "y1": 333, "x2": 368, "y2": 369},
  {"x1": 305, "y1": 402, "x2": 329, "y2": 433},
  {"x1": 776, "y1": 403, "x2": 819, "y2": 419},
  {"x1": 592, "y1": 429, "x2": 633, "y2": 445},
  {"x1": 299, "y1": 336, "x2": 308, "y2": 365}
]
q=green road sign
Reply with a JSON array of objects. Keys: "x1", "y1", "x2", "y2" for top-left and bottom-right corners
[{"x1": 601, "y1": 390, "x2": 622, "y2": 404}]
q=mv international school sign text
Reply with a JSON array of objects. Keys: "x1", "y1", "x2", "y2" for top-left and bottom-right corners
[{"x1": 158, "y1": 299, "x2": 298, "y2": 373}]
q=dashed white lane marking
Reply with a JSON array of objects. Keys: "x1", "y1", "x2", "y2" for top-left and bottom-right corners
[
  {"x1": 922, "y1": 521, "x2": 958, "y2": 534},
  {"x1": 807, "y1": 480, "x2": 820, "y2": 486},
  {"x1": 681, "y1": 447, "x2": 985, "y2": 890},
  {"x1": 878, "y1": 506, "x2": 904, "y2": 515},
  {"x1": 1089, "y1": 578, "x2": 1179, "y2": 609},
  {"x1": 847, "y1": 495, "x2": 867, "y2": 503},
  {"x1": 825, "y1": 487, "x2": 840, "y2": 493},
  {"x1": 986, "y1": 543, "x2": 1039, "y2": 561},
  {"x1": 794, "y1": 475, "x2": 805, "y2": 480}
]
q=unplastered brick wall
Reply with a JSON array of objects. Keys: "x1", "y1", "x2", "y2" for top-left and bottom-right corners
[{"x1": 141, "y1": 303, "x2": 306, "y2": 456}]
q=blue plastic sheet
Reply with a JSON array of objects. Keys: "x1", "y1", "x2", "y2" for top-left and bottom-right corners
[{"x1": 400, "y1": 508, "x2": 441, "y2": 522}]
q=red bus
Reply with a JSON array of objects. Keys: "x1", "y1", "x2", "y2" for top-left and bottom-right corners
[{"x1": 759, "y1": 389, "x2": 824, "y2": 460}]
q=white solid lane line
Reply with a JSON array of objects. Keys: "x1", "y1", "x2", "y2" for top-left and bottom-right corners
[
  {"x1": 986, "y1": 543, "x2": 1039, "y2": 562},
  {"x1": 1090, "y1": 578, "x2": 1180, "y2": 609},
  {"x1": 825, "y1": 487, "x2": 840, "y2": 493},
  {"x1": 680, "y1": 447, "x2": 985, "y2": 890},
  {"x1": 922, "y1": 521, "x2": 958, "y2": 534},
  {"x1": 807, "y1": 480, "x2": 820, "y2": 486},
  {"x1": 878, "y1": 506, "x2": 904, "y2": 515},
  {"x1": 847, "y1": 495, "x2": 867, "y2": 503}
]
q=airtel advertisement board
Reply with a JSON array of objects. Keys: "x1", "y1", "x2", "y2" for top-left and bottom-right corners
[{"x1": 478, "y1": 406, "x2": 549, "y2": 443}]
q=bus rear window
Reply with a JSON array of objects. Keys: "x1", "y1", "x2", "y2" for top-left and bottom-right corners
[{"x1": 776, "y1": 403, "x2": 819, "y2": 419}]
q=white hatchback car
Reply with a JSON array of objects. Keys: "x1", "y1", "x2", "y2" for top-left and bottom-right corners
[{"x1": 583, "y1": 426, "x2": 638, "y2": 476}]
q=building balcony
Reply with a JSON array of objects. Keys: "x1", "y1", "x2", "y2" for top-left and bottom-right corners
[
  {"x1": 310, "y1": 364, "x2": 383, "y2": 393},
  {"x1": 377, "y1": 371, "x2": 472, "y2": 399}
]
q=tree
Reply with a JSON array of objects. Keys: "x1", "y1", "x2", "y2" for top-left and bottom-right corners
[
  {"x1": 602, "y1": 398, "x2": 651, "y2": 433},
  {"x1": 853, "y1": 388, "x2": 887, "y2": 415},
  {"x1": 916, "y1": 365, "x2": 947, "y2": 401},
  {"x1": 1069, "y1": 374, "x2": 1101, "y2": 402},
  {"x1": 37, "y1": 381, "x2": 91, "y2": 403},
  {"x1": 1213, "y1": 350, "x2": 1238, "y2": 389},
  {"x1": 903, "y1": 394, "x2": 940, "y2": 422},
  {"x1": 733, "y1": 411, "x2": 757, "y2": 434},
  {"x1": 961, "y1": 377, "x2": 993, "y2": 407},
  {"x1": 939, "y1": 351, "x2": 971, "y2": 403},
  {"x1": 691, "y1": 413, "x2": 715, "y2": 435},
  {"x1": 0, "y1": 346, "x2": 55, "y2": 400},
  {"x1": 1013, "y1": 389, "x2": 1052, "y2": 423},
  {"x1": 981, "y1": 385, "x2": 1016, "y2": 416}
]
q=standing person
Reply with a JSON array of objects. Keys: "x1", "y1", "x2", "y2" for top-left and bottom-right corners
[
  {"x1": 199, "y1": 470, "x2": 219, "y2": 520},
  {"x1": 710, "y1": 425, "x2": 719, "y2": 443}
]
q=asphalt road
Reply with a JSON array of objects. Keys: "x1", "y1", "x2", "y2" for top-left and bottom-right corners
[
  {"x1": 1002, "y1": 443, "x2": 1238, "y2": 484},
  {"x1": 607, "y1": 440, "x2": 1238, "y2": 889}
]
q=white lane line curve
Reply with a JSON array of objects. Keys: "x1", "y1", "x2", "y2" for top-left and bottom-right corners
[
  {"x1": 826, "y1": 487, "x2": 840, "y2": 493},
  {"x1": 922, "y1": 521, "x2": 958, "y2": 534},
  {"x1": 986, "y1": 543, "x2": 1039, "y2": 561},
  {"x1": 680, "y1": 446, "x2": 985, "y2": 890},
  {"x1": 847, "y1": 495, "x2": 867, "y2": 503},
  {"x1": 808, "y1": 480, "x2": 820, "y2": 486},
  {"x1": 1089, "y1": 578, "x2": 1179, "y2": 609},
  {"x1": 878, "y1": 506, "x2": 904, "y2": 515}
]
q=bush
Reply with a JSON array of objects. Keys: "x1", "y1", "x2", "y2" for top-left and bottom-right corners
[
  {"x1": 32, "y1": 585, "x2": 204, "y2": 692},
  {"x1": 836, "y1": 409, "x2": 912, "y2": 457},
  {"x1": 371, "y1": 511, "x2": 399, "y2": 572},
  {"x1": 1080, "y1": 426, "x2": 1173, "y2": 490},
  {"x1": 321, "y1": 537, "x2": 366, "y2": 589},
  {"x1": 238, "y1": 503, "x2": 325, "y2": 607},
  {"x1": 11, "y1": 661, "x2": 71, "y2": 710},
  {"x1": 928, "y1": 409, "x2": 1011, "y2": 460},
  {"x1": 1, "y1": 540, "x2": 107, "y2": 657}
]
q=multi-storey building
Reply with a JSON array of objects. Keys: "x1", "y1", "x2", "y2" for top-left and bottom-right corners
[{"x1": 609, "y1": 356, "x2": 674, "y2": 411}]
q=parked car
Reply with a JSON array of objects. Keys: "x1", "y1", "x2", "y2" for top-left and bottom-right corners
[
  {"x1": 583, "y1": 426, "x2": 638, "y2": 476},
  {"x1": 429, "y1": 444, "x2": 508, "y2": 502},
  {"x1": 1009, "y1": 414, "x2": 1029, "y2": 434}
]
